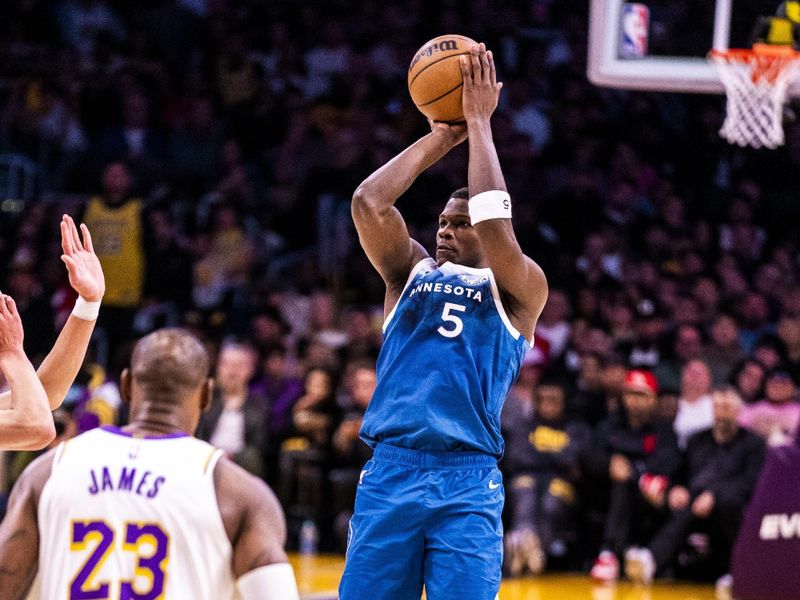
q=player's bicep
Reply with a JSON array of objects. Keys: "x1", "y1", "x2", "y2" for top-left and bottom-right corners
[
  {"x1": 351, "y1": 195, "x2": 428, "y2": 285},
  {"x1": 230, "y1": 475, "x2": 289, "y2": 577},
  {"x1": 476, "y1": 221, "x2": 548, "y2": 314}
]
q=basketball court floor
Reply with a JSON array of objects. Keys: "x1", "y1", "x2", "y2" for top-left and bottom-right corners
[{"x1": 290, "y1": 554, "x2": 717, "y2": 599}]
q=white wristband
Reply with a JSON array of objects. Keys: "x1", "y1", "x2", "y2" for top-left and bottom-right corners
[
  {"x1": 469, "y1": 190, "x2": 512, "y2": 225},
  {"x1": 71, "y1": 297, "x2": 101, "y2": 321},
  {"x1": 237, "y1": 563, "x2": 300, "y2": 600}
]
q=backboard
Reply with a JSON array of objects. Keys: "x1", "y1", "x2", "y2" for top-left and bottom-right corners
[{"x1": 587, "y1": 0, "x2": 799, "y2": 94}]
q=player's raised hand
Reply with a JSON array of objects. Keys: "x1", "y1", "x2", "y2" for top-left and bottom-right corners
[
  {"x1": 460, "y1": 43, "x2": 503, "y2": 123},
  {"x1": 0, "y1": 294, "x2": 25, "y2": 355},
  {"x1": 428, "y1": 118, "x2": 468, "y2": 146},
  {"x1": 60, "y1": 215, "x2": 105, "y2": 302}
]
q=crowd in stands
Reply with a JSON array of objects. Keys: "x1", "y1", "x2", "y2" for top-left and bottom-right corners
[{"x1": 1, "y1": 0, "x2": 800, "y2": 583}]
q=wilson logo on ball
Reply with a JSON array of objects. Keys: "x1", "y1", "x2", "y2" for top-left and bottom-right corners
[{"x1": 409, "y1": 39, "x2": 461, "y2": 71}]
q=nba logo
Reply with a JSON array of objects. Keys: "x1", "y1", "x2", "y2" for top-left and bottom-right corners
[{"x1": 620, "y1": 3, "x2": 649, "y2": 58}]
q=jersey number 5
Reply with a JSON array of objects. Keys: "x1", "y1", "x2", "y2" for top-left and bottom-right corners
[
  {"x1": 70, "y1": 520, "x2": 169, "y2": 600},
  {"x1": 438, "y1": 302, "x2": 466, "y2": 338}
]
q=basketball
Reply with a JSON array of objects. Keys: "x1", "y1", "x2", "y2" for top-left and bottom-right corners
[{"x1": 408, "y1": 34, "x2": 477, "y2": 123}]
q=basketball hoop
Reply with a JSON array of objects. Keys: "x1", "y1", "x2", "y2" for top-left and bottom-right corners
[{"x1": 710, "y1": 44, "x2": 800, "y2": 149}]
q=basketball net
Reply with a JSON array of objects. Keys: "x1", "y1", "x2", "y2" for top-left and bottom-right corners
[{"x1": 710, "y1": 44, "x2": 800, "y2": 149}]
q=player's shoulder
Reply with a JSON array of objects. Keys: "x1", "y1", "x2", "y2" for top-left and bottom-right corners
[
  {"x1": 14, "y1": 446, "x2": 59, "y2": 505},
  {"x1": 212, "y1": 457, "x2": 284, "y2": 542},
  {"x1": 213, "y1": 457, "x2": 281, "y2": 514},
  {"x1": 386, "y1": 241, "x2": 433, "y2": 291}
]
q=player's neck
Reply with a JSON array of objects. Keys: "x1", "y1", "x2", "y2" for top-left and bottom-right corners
[
  {"x1": 123, "y1": 421, "x2": 190, "y2": 437},
  {"x1": 446, "y1": 258, "x2": 490, "y2": 269},
  {"x1": 125, "y1": 405, "x2": 194, "y2": 437}
]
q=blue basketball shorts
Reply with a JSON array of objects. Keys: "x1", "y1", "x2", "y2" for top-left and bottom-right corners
[{"x1": 338, "y1": 444, "x2": 504, "y2": 600}]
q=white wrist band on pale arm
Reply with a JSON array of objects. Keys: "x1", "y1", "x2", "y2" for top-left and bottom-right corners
[
  {"x1": 237, "y1": 563, "x2": 300, "y2": 600},
  {"x1": 71, "y1": 297, "x2": 101, "y2": 321},
  {"x1": 469, "y1": 190, "x2": 512, "y2": 225}
]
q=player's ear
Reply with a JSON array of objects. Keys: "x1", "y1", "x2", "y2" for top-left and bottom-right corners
[
  {"x1": 200, "y1": 378, "x2": 213, "y2": 412},
  {"x1": 120, "y1": 369, "x2": 132, "y2": 405}
]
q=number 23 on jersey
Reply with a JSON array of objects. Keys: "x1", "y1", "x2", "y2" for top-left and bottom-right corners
[{"x1": 70, "y1": 520, "x2": 169, "y2": 600}]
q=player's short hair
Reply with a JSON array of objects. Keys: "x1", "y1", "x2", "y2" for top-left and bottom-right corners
[
  {"x1": 449, "y1": 187, "x2": 469, "y2": 201},
  {"x1": 131, "y1": 328, "x2": 210, "y2": 400}
]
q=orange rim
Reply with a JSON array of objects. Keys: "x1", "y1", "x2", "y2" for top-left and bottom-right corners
[{"x1": 710, "y1": 45, "x2": 800, "y2": 83}]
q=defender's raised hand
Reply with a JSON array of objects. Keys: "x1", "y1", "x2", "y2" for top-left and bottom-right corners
[
  {"x1": 60, "y1": 215, "x2": 104, "y2": 302},
  {"x1": 460, "y1": 43, "x2": 503, "y2": 123}
]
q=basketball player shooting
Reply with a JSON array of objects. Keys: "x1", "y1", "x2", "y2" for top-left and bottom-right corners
[
  {"x1": 339, "y1": 43, "x2": 548, "y2": 599},
  {"x1": 0, "y1": 215, "x2": 104, "y2": 450},
  {"x1": 0, "y1": 328, "x2": 300, "y2": 600}
]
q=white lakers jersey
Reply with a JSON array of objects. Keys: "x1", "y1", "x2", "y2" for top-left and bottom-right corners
[{"x1": 37, "y1": 426, "x2": 237, "y2": 600}]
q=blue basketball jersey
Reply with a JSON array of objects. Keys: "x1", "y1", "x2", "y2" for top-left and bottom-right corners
[{"x1": 360, "y1": 258, "x2": 531, "y2": 457}]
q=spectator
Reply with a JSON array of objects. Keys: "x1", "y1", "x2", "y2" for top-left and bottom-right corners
[
  {"x1": 82, "y1": 162, "x2": 145, "y2": 354},
  {"x1": 624, "y1": 301, "x2": 665, "y2": 370},
  {"x1": 168, "y1": 97, "x2": 223, "y2": 191},
  {"x1": 535, "y1": 290, "x2": 572, "y2": 361},
  {"x1": 607, "y1": 302, "x2": 637, "y2": 347},
  {"x1": 739, "y1": 368, "x2": 800, "y2": 445},
  {"x1": 625, "y1": 387, "x2": 765, "y2": 584},
  {"x1": 192, "y1": 205, "x2": 254, "y2": 314},
  {"x1": 588, "y1": 370, "x2": 681, "y2": 583},
  {"x1": 250, "y1": 307, "x2": 290, "y2": 353},
  {"x1": 214, "y1": 32, "x2": 259, "y2": 109},
  {"x1": 4, "y1": 259, "x2": 55, "y2": 361},
  {"x1": 141, "y1": 208, "x2": 193, "y2": 315},
  {"x1": 251, "y1": 344, "x2": 303, "y2": 486},
  {"x1": 654, "y1": 324, "x2": 704, "y2": 393},
  {"x1": 65, "y1": 358, "x2": 121, "y2": 435},
  {"x1": 777, "y1": 315, "x2": 800, "y2": 379},
  {"x1": 730, "y1": 358, "x2": 766, "y2": 404},
  {"x1": 737, "y1": 293, "x2": 773, "y2": 355},
  {"x1": 674, "y1": 360, "x2": 714, "y2": 449},
  {"x1": 504, "y1": 377, "x2": 590, "y2": 576},
  {"x1": 568, "y1": 353, "x2": 606, "y2": 425},
  {"x1": 278, "y1": 368, "x2": 338, "y2": 529},
  {"x1": 329, "y1": 364, "x2": 376, "y2": 551},
  {"x1": 306, "y1": 290, "x2": 348, "y2": 351},
  {"x1": 97, "y1": 90, "x2": 164, "y2": 177},
  {"x1": 600, "y1": 353, "x2": 629, "y2": 418},
  {"x1": 340, "y1": 308, "x2": 380, "y2": 362},
  {"x1": 703, "y1": 314, "x2": 745, "y2": 385},
  {"x1": 57, "y1": 0, "x2": 126, "y2": 57},
  {"x1": 502, "y1": 354, "x2": 543, "y2": 431},
  {"x1": 196, "y1": 341, "x2": 266, "y2": 478},
  {"x1": 752, "y1": 334, "x2": 787, "y2": 372},
  {"x1": 303, "y1": 20, "x2": 351, "y2": 99}
]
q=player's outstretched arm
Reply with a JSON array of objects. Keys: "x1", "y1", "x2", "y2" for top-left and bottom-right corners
[
  {"x1": 0, "y1": 294, "x2": 54, "y2": 450},
  {"x1": 461, "y1": 44, "x2": 548, "y2": 341},
  {"x1": 0, "y1": 451, "x2": 54, "y2": 596},
  {"x1": 35, "y1": 215, "x2": 105, "y2": 410},
  {"x1": 214, "y1": 457, "x2": 300, "y2": 600},
  {"x1": 353, "y1": 122, "x2": 466, "y2": 290}
]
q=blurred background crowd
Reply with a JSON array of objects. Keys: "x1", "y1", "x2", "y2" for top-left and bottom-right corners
[{"x1": 1, "y1": 0, "x2": 799, "y2": 582}]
